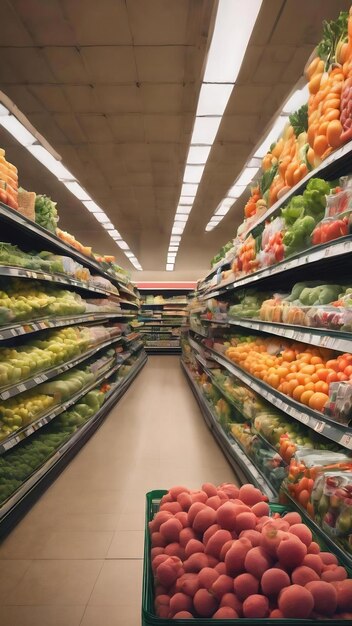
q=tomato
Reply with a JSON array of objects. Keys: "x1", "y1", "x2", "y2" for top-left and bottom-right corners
[
  {"x1": 337, "y1": 372, "x2": 349, "y2": 381},
  {"x1": 338, "y1": 357, "x2": 349, "y2": 371},
  {"x1": 327, "y1": 371, "x2": 339, "y2": 383},
  {"x1": 326, "y1": 359, "x2": 340, "y2": 371}
]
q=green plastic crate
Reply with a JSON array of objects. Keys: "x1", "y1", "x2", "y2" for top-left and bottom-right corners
[{"x1": 142, "y1": 490, "x2": 351, "y2": 626}]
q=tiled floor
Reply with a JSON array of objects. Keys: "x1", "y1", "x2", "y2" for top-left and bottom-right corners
[{"x1": 0, "y1": 356, "x2": 237, "y2": 626}]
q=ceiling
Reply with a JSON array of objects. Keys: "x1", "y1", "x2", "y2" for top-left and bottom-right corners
[{"x1": 0, "y1": 0, "x2": 350, "y2": 280}]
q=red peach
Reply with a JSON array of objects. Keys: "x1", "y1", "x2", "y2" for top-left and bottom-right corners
[
  {"x1": 193, "y1": 506, "x2": 217, "y2": 534},
  {"x1": 243, "y1": 594, "x2": 269, "y2": 618},
  {"x1": 206, "y1": 496, "x2": 222, "y2": 510},
  {"x1": 251, "y1": 501, "x2": 270, "y2": 517},
  {"x1": 261, "y1": 568, "x2": 290, "y2": 597},
  {"x1": 164, "y1": 543, "x2": 186, "y2": 560},
  {"x1": 215, "y1": 562, "x2": 227, "y2": 575},
  {"x1": 170, "y1": 486, "x2": 190, "y2": 499},
  {"x1": 151, "y1": 547, "x2": 164, "y2": 560},
  {"x1": 225, "y1": 540, "x2": 250, "y2": 576},
  {"x1": 217, "y1": 489, "x2": 229, "y2": 500},
  {"x1": 234, "y1": 512, "x2": 257, "y2": 534},
  {"x1": 184, "y1": 553, "x2": 209, "y2": 573},
  {"x1": 156, "y1": 605, "x2": 169, "y2": 618},
  {"x1": 175, "y1": 511, "x2": 189, "y2": 528},
  {"x1": 160, "y1": 502, "x2": 182, "y2": 514},
  {"x1": 260, "y1": 524, "x2": 287, "y2": 557},
  {"x1": 306, "y1": 581, "x2": 337, "y2": 616},
  {"x1": 213, "y1": 607, "x2": 238, "y2": 618},
  {"x1": 321, "y1": 566, "x2": 347, "y2": 582},
  {"x1": 244, "y1": 546, "x2": 272, "y2": 578},
  {"x1": 160, "y1": 493, "x2": 172, "y2": 505},
  {"x1": 203, "y1": 524, "x2": 221, "y2": 544},
  {"x1": 177, "y1": 573, "x2": 200, "y2": 597},
  {"x1": 289, "y1": 523, "x2": 312, "y2": 547},
  {"x1": 198, "y1": 567, "x2": 219, "y2": 589},
  {"x1": 216, "y1": 502, "x2": 238, "y2": 530},
  {"x1": 307, "y1": 541, "x2": 320, "y2": 554},
  {"x1": 152, "y1": 554, "x2": 169, "y2": 572},
  {"x1": 207, "y1": 555, "x2": 219, "y2": 568},
  {"x1": 239, "y1": 484, "x2": 264, "y2": 506},
  {"x1": 188, "y1": 502, "x2": 206, "y2": 526},
  {"x1": 302, "y1": 553, "x2": 323, "y2": 575},
  {"x1": 169, "y1": 593, "x2": 193, "y2": 616},
  {"x1": 291, "y1": 565, "x2": 319, "y2": 586},
  {"x1": 177, "y1": 492, "x2": 192, "y2": 511},
  {"x1": 270, "y1": 609, "x2": 283, "y2": 618},
  {"x1": 157, "y1": 561, "x2": 180, "y2": 588},
  {"x1": 184, "y1": 539, "x2": 205, "y2": 558},
  {"x1": 220, "y1": 593, "x2": 242, "y2": 615},
  {"x1": 219, "y1": 483, "x2": 240, "y2": 499},
  {"x1": 234, "y1": 573, "x2": 259, "y2": 601},
  {"x1": 205, "y1": 529, "x2": 232, "y2": 558},
  {"x1": 190, "y1": 490, "x2": 208, "y2": 503},
  {"x1": 282, "y1": 511, "x2": 302, "y2": 526},
  {"x1": 179, "y1": 527, "x2": 196, "y2": 548},
  {"x1": 202, "y1": 482, "x2": 218, "y2": 497},
  {"x1": 220, "y1": 539, "x2": 234, "y2": 560},
  {"x1": 239, "y1": 529, "x2": 261, "y2": 547},
  {"x1": 151, "y1": 510, "x2": 173, "y2": 531},
  {"x1": 193, "y1": 588, "x2": 218, "y2": 617},
  {"x1": 172, "y1": 611, "x2": 194, "y2": 618},
  {"x1": 160, "y1": 518, "x2": 183, "y2": 543},
  {"x1": 151, "y1": 532, "x2": 167, "y2": 548},
  {"x1": 279, "y1": 585, "x2": 314, "y2": 618},
  {"x1": 277, "y1": 536, "x2": 307, "y2": 571},
  {"x1": 320, "y1": 552, "x2": 338, "y2": 565},
  {"x1": 211, "y1": 574, "x2": 234, "y2": 599},
  {"x1": 334, "y1": 580, "x2": 352, "y2": 611}
]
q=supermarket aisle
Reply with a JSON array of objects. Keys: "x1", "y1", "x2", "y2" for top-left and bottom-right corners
[{"x1": 0, "y1": 356, "x2": 237, "y2": 626}]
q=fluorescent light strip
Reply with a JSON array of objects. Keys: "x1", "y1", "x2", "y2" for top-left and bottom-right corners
[
  {"x1": 167, "y1": 0, "x2": 262, "y2": 269},
  {"x1": 0, "y1": 99, "x2": 142, "y2": 270}
]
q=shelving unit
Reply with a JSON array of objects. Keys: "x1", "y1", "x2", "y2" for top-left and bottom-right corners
[
  {"x1": 0, "y1": 194, "x2": 146, "y2": 531},
  {"x1": 137, "y1": 285, "x2": 191, "y2": 354}
]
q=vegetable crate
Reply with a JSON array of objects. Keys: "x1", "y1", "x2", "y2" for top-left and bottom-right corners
[{"x1": 142, "y1": 490, "x2": 351, "y2": 626}]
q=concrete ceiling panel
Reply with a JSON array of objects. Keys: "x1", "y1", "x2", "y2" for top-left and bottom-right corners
[
  {"x1": 11, "y1": 0, "x2": 76, "y2": 45},
  {"x1": 63, "y1": 0, "x2": 132, "y2": 45},
  {"x1": 81, "y1": 47, "x2": 137, "y2": 83},
  {"x1": 127, "y1": 0, "x2": 190, "y2": 45},
  {"x1": 93, "y1": 86, "x2": 141, "y2": 114},
  {"x1": 44, "y1": 47, "x2": 88, "y2": 83},
  {"x1": 135, "y1": 46, "x2": 186, "y2": 83}
]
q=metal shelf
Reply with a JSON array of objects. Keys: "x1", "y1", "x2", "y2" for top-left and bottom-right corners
[
  {"x1": 0, "y1": 350, "x2": 147, "y2": 533},
  {"x1": 181, "y1": 359, "x2": 276, "y2": 500},
  {"x1": 204, "y1": 344, "x2": 352, "y2": 451},
  {"x1": 203, "y1": 317, "x2": 352, "y2": 353},
  {"x1": 201, "y1": 237, "x2": 352, "y2": 300},
  {"x1": 141, "y1": 302, "x2": 188, "y2": 308},
  {"x1": 0, "y1": 335, "x2": 122, "y2": 401},
  {"x1": 0, "y1": 311, "x2": 132, "y2": 342},
  {"x1": 0, "y1": 201, "x2": 135, "y2": 294}
]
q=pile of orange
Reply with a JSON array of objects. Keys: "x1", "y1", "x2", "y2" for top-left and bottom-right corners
[{"x1": 225, "y1": 338, "x2": 352, "y2": 415}]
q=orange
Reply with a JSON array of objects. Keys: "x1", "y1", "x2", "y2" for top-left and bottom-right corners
[
  {"x1": 289, "y1": 363, "x2": 299, "y2": 373},
  {"x1": 308, "y1": 392, "x2": 329, "y2": 412},
  {"x1": 311, "y1": 373, "x2": 319, "y2": 383},
  {"x1": 277, "y1": 367, "x2": 289, "y2": 379},
  {"x1": 300, "y1": 364, "x2": 316, "y2": 375},
  {"x1": 300, "y1": 390, "x2": 315, "y2": 405},
  {"x1": 326, "y1": 359, "x2": 339, "y2": 372},
  {"x1": 282, "y1": 350, "x2": 295, "y2": 362},
  {"x1": 314, "y1": 380, "x2": 329, "y2": 394},
  {"x1": 327, "y1": 371, "x2": 339, "y2": 383},
  {"x1": 337, "y1": 372, "x2": 349, "y2": 381},
  {"x1": 317, "y1": 368, "x2": 331, "y2": 381},
  {"x1": 310, "y1": 356, "x2": 323, "y2": 365},
  {"x1": 292, "y1": 385, "x2": 305, "y2": 402},
  {"x1": 287, "y1": 379, "x2": 299, "y2": 396},
  {"x1": 304, "y1": 382, "x2": 315, "y2": 391}
]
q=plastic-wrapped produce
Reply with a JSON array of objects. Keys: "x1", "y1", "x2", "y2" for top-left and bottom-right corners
[
  {"x1": 88, "y1": 275, "x2": 118, "y2": 294},
  {"x1": 311, "y1": 469, "x2": 352, "y2": 556}
]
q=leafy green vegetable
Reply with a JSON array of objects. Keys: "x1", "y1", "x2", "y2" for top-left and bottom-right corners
[
  {"x1": 289, "y1": 104, "x2": 308, "y2": 137},
  {"x1": 259, "y1": 163, "x2": 278, "y2": 197},
  {"x1": 35, "y1": 194, "x2": 58, "y2": 233},
  {"x1": 317, "y1": 11, "x2": 348, "y2": 71},
  {"x1": 303, "y1": 178, "x2": 330, "y2": 217}
]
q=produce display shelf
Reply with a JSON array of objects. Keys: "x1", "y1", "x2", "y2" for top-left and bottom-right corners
[
  {"x1": 198, "y1": 258, "x2": 232, "y2": 286},
  {"x1": 200, "y1": 236, "x2": 352, "y2": 300},
  {"x1": 145, "y1": 346, "x2": 181, "y2": 354},
  {"x1": 0, "y1": 311, "x2": 131, "y2": 342},
  {"x1": 245, "y1": 138, "x2": 352, "y2": 239},
  {"x1": 181, "y1": 359, "x2": 276, "y2": 500},
  {"x1": 0, "y1": 357, "x2": 119, "y2": 455},
  {"x1": 203, "y1": 316, "x2": 352, "y2": 353},
  {"x1": 0, "y1": 200, "x2": 131, "y2": 293},
  {"x1": 205, "y1": 344, "x2": 352, "y2": 451},
  {"x1": 0, "y1": 334, "x2": 122, "y2": 401},
  {"x1": 141, "y1": 302, "x2": 188, "y2": 308},
  {"x1": 0, "y1": 350, "x2": 147, "y2": 535},
  {"x1": 119, "y1": 299, "x2": 139, "y2": 309},
  {"x1": 282, "y1": 489, "x2": 352, "y2": 571},
  {"x1": 0, "y1": 264, "x2": 121, "y2": 298}
]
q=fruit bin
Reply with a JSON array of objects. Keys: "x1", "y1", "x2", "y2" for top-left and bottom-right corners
[{"x1": 142, "y1": 490, "x2": 351, "y2": 626}]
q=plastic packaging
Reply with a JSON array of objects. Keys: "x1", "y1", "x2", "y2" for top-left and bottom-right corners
[
  {"x1": 324, "y1": 381, "x2": 352, "y2": 425},
  {"x1": 311, "y1": 469, "x2": 352, "y2": 556}
]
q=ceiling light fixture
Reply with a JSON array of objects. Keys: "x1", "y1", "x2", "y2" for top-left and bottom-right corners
[
  {"x1": 166, "y1": 263, "x2": 174, "y2": 271},
  {"x1": 0, "y1": 92, "x2": 142, "y2": 269},
  {"x1": 167, "y1": 0, "x2": 263, "y2": 269}
]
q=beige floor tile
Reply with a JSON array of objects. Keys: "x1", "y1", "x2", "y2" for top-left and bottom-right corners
[
  {"x1": 80, "y1": 604, "x2": 140, "y2": 626},
  {"x1": 0, "y1": 605, "x2": 85, "y2": 626},
  {"x1": 88, "y1": 560, "x2": 142, "y2": 606},
  {"x1": 107, "y1": 530, "x2": 144, "y2": 558},
  {"x1": 0, "y1": 560, "x2": 31, "y2": 605},
  {"x1": 6, "y1": 560, "x2": 103, "y2": 606},
  {"x1": 0, "y1": 528, "x2": 54, "y2": 560},
  {"x1": 25, "y1": 512, "x2": 119, "y2": 532},
  {"x1": 38, "y1": 530, "x2": 114, "y2": 559},
  {"x1": 115, "y1": 512, "x2": 145, "y2": 531}
]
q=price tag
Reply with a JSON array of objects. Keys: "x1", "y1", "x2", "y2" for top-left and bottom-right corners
[
  {"x1": 17, "y1": 326, "x2": 26, "y2": 335},
  {"x1": 17, "y1": 383, "x2": 26, "y2": 393},
  {"x1": 10, "y1": 328, "x2": 17, "y2": 337},
  {"x1": 297, "y1": 413, "x2": 310, "y2": 425},
  {"x1": 340, "y1": 433, "x2": 352, "y2": 449},
  {"x1": 26, "y1": 426, "x2": 34, "y2": 435},
  {"x1": 1, "y1": 390, "x2": 10, "y2": 400},
  {"x1": 34, "y1": 376, "x2": 44, "y2": 384},
  {"x1": 314, "y1": 420, "x2": 324, "y2": 433}
]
